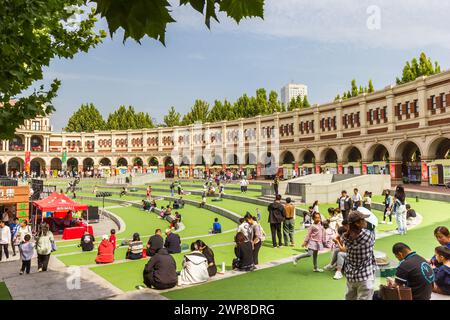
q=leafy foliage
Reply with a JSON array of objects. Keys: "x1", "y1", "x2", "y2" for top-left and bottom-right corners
[
  {"x1": 93, "y1": 0, "x2": 265, "y2": 43},
  {"x1": 106, "y1": 105, "x2": 155, "y2": 130},
  {"x1": 396, "y1": 52, "x2": 442, "y2": 85},
  {"x1": 0, "y1": 0, "x2": 105, "y2": 139},
  {"x1": 334, "y1": 79, "x2": 374, "y2": 101},
  {"x1": 181, "y1": 100, "x2": 210, "y2": 125},
  {"x1": 163, "y1": 106, "x2": 181, "y2": 127},
  {"x1": 65, "y1": 103, "x2": 106, "y2": 132}
]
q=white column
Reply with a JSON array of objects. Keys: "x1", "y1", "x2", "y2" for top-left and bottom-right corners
[
  {"x1": 386, "y1": 94, "x2": 395, "y2": 133},
  {"x1": 359, "y1": 97, "x2": 368, "y2": 135},
  {"x1": 313, "y1": 106, "x2": 320, "y2": 141},
  {"x1": 417, "y1": 84, "x2": 428, "y2": 128},
  {"x1": 336, "y1": 104, "x2": 343, "y2": 139}
]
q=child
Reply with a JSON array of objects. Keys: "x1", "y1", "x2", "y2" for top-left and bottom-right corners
[
  {"x1": 322, "y1": 220, "x2": 336, "y2": 249},
  {"x1": 363, "y1": 191, "x2": 372, "y2": 210},
  {"x1": 212, "y1": 218, "x2": 222, "y2": 234},
  {"x1": 109, "y1": 229, "x2": 117, "y2": 251},
  {"x1": 159, "y1": 206, "x2": 166, "y2": 218},
  {"x1": 256, "y1": 208, "x2": 261, "y2": 222},
  {"x1": 175, "y1": 211, "x2": 182, "y2": 223},
  {"x1": 303, "y1": 207, "x2": 313, "y2": 228},
  {"x1": 432, "y1": 246, "x2": 450, "y2": 295},
  {"x1": 200, "y1": 191, "x2": 207, "y2": 208},
  {"x1": 406, "y1": 204, "x2": 417, "y2": 222},
  {"x1": 146, "y1": 186, "x2": 152, "y2": 199},
  {"x1": 19, "y1": 234, "x2": 34, "y2": 275},
  {"x1": 119, "y1": 187, "x2": 127, "y2": 197},
  {"x1": 329, "y1": 208, "x2": 343, "y2": 231},
  {"x1": 293, "y1": 212, "x2": 326, "y2": 272}
]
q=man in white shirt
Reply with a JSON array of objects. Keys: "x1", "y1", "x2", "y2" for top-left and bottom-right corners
[
  {"x1": 352, "y1": 188, "x2": 362, "y2": 209},
  {"x1": 0, "y1": 220, "x2": 11, "y2": 261}
]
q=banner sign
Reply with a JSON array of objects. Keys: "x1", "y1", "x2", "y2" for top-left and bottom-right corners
[
  {"x1": 25, "y1": 151, "x2": 31, "y2": 173},
  {"x1": 421, "y1": 161, "x2": 428, "y2": 181}
]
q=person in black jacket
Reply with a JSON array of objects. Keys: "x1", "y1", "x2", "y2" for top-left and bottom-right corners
[
  {"x1": 197, "y1": 240, "x2": 217, "y2": 277},
  {"x1": 233, "y1": 232, "x2": 255, "y2": 271},
  {"x1": 337, "y1": 190, "x2": 352, "y2": 221},
  {"x1": 143, "y1": 248, "x2": 178, "y2": 290},
  {"x1": 79, "y1": 231, "x2": 95, "y2": 252},
  {"x1": 267, "y1": 194, "x2": 286, "y2": 248},
  {"x1": 164, "y1": 229, "x2": 181, "y2": 254},
  {"x1": 146, "y1": 229, "x2": 164, "y2": 257}
]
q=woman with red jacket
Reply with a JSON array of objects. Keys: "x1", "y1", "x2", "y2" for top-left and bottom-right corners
[{"x1": 95, "y1": 235, "x2": 115, "y2": 264}]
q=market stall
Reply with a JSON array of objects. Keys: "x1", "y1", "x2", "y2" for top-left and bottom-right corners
[
  {"x1": 178, "y1": 166, "x2": 190, "y2": 178},
  {"x1": 146, "y1": 166, "x2": 159, "y2": 174},
  {"x1": 32, "y1": 192, "x2": 91, "y2": 239},
  {"x1": 367, "y1": 161, "x2": 389, "y2": 175},
  {"x1": 428, "y1": 159, "x2": 450, "y2": 186},
  {"x1": 321, "y1": 163, "x2": 338, "y2": 174},
  {"x1": 0, "y1": 185, "x2": 30, "y2": 224}
]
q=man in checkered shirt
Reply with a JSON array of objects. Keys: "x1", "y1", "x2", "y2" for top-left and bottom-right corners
[{"x1": 343, "y1": 210, "x2": 377, "y2": 300}]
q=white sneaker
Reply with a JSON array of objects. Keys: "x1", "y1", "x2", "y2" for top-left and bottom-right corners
[
  {"x1": 333, "y1": 271, "x2": 343, "y2": 280},
  {"x1": 380, "y1": 221, "x2": 386, "y2": 224},
  {"x1": 313, "y1": 268, "x2": 324, "y2": 272},
  {"x1": 387, "y1": 222, "x2": 393, "y2": 225},
  {"x1": 323, "y1": 264, "x2": 335, "y2": 271}
]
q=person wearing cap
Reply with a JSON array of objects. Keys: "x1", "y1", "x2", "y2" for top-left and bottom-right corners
[
  {"x1": 95, "y1": 235, "x2": 115, "y2": 264},
  {"x1": 164, "y1": 229, "x2": 181, "y2": 254},
  {"x1": 342, "y1": 210, "x2": 376, "y2": 300}
]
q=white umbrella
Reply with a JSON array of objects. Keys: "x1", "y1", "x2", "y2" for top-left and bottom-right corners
[{"x1": 357, "y1": 206, "x2": 379, "y2": 227}]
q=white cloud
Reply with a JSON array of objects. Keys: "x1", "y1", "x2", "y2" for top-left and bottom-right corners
[{"x1": 170, "y1": 0, "x2": 450, "y2": 49}]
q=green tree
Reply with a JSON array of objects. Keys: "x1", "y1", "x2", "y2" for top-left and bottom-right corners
[
  {"x1": 65, "y1": 103, "x2": 106, "y2": 132},
  {"x1": 351, "y1": 79, "x2": 358, "y2": 97},
  {"x1": 106, "y1": 105, "x2": 153, "y2": 130},
  {"x1": 163, "y1": 106, "x2": 181, "y2": 127},
  {"x1": 368, "y1": 80, "x2": 374, "y2": 93},
  {"x1": 396, "y1": 52, "x2": 442, "y2": 85},
  {"x1": 0, "y1": 0, "x2": 105, "y2": 139},
  {"x1": 208, "y1": 100, "x2": 228, "y2": 122},
  {"x1": 268, "y1": 91, "x2": 282, "y2": 113},
  {"x1": 181, "y1": 100, "x2": 209, "y2": 125},
  {"x1": 334, "y1": 94, "x2": 341, "y2": 101},
  {"x1": 302, "y1": 96, "x2": 311, "y2": 108},
  {"x1": 93, "y1": 0, "x2": 265, "y2": 44},
  {"x1": 255, "y1": 88, "x2": 269, "y2": 115}
]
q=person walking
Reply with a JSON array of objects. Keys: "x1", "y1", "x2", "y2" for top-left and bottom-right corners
[
  {"x1": 393, "y1": 186, "x2": 407, "y2": 235},
  {"x1": 35, "y1": 223, "x2": 55, "y2": 272},
  {"x1": 0, "y1": 220, "x2": 11, "y2": 261},
  {"x1": 19, "y1": 234, "x2": 34, "y2": 275},
  {"x1": 283, "y1": 197, "x2": 296, "y2": 247},
  {"x1": 273, "y1": 176, "x2": 280, "y2": 195},
  {"x1": 342, "y1": 211, "x2": 376, "y2": 300},
  {"x1": 337, "y1": 190, "x2": 352, "y2": 221},
  {"x1": 267, "y1": 194, "x2": 286, "y2": 248},
  {"x1": 381, "y1": 190, "x2": 394, "y2": 225}
]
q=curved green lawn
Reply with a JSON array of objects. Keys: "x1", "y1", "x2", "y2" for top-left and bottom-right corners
[{"x1": 162, "y1": 196, "x2": 450, "y2": 300}]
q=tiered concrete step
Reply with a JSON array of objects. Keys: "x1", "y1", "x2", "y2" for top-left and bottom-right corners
[{"x1": 258, "y1": 195, "x2": 305, "y2": 205}]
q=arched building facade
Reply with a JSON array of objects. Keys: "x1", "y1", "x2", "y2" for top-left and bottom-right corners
[{"x1": 1, "y1": 71, "x2": 450, "y2": 185}]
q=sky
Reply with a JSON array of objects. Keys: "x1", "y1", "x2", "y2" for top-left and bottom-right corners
[{"x1": 34, "y1": 0, "x2": 450, "y2": 130}]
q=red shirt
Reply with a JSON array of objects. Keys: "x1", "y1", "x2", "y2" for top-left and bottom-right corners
[{"x1": 109, "y1": 234, "x2": 117, "y2": 248}]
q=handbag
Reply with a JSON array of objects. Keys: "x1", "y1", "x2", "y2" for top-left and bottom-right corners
[
  {"x1": 51, "y1": 241, "x2": 57, "y2": 252},
  {"x1": 379, "y1": 285, "x2": 413, "y2": 300}
]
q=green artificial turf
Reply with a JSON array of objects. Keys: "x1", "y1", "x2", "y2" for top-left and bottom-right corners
[
  {"x1": 162, "y1": 197, "x2": 450, "y2": 300},
  {"x1": 0, "y1": 282, "x2": 12, "y2": 300}
]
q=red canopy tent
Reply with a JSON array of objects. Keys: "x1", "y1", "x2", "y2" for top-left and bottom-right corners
[
  {"x1": 33, "y1": 192, "x2": 88, "y2": 212},
  {"x1": 32, "y1": 192, "x2": 92, "y2": 240}
]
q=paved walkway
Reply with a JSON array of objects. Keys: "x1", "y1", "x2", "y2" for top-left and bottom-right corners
[{"x1": 2, "y1": 256, "x2": 123, "y2": 300}]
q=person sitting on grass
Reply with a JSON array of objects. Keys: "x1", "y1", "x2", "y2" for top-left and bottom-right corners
[
  {"x1": 159, "y1": 206, "x2": 166, "y2": 218},
  {"x1": 95, "y1": 235, "x2": 115, "y2": 264},
  {"x1": 196, "y1": 240, "x2": 217, "y2": 277},
  {"x1": 200, "y1": 191, "x2": 207, "y2": 208},
  {"x1": 430, "y1": 226, "x2": 450, "y2": 268},
  {"x1": 293, "y1": 212, "x2": 326, "y2": 272},
  {"x1": 164, "y1": 229, "x2": 181, "y2": 254},
  {"x1": 79, "y1": 231, "x2": 95, "y2": 252},
  {"x1": 119, "y1": 186, "x2": 127, "y2": 198},
  {"x1": 142, "y1": 200, "x2": 151, "y2": 211},
  {"x1": 232, "y1": 232, "x2": 255, "y2": 272},
  {"x1": 432, "y1": 246, "x2": 450, "y2": 296},
  {"x1": 406, "y1": 204, "x2": 417, "y2": 223},
  {"x1": 146, "y1": 229, "x2": 164, "y2": 257},
  {"x1": 178, "y1": 242, "x2": 209, "y2": 286},
  {"x1": 212, "y1": 218, "x2": 222, "y2": 234},
  {"x1": 126, "y1": 233, "x2": 143, "y2": 260},
  {"x1": 143, "y1": 247, "x2": 178, "y2": 290},
  {"x1": 323, "y1": 220, "x2": 336, "y2": 249}
]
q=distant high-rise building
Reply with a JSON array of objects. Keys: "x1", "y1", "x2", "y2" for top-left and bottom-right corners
[{"x1": 280, "y1": 83, "x2": 308, "y2": 106}]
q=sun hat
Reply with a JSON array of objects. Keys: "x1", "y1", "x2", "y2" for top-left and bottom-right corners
[{"x1": 348, "y1": 210, "x2": 370, "y2": 224}]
